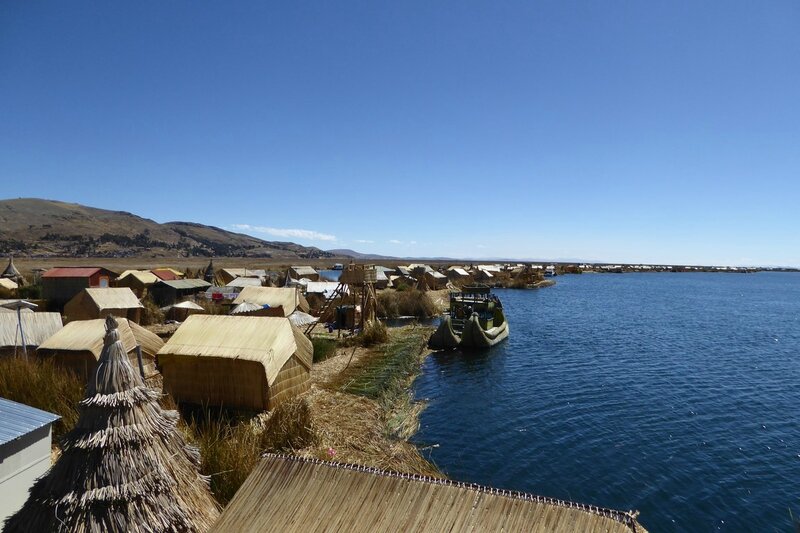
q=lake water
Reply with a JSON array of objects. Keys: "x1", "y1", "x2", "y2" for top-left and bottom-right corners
[{"x1": 412, "y1": 273, "x2": 800, "y2": 532}]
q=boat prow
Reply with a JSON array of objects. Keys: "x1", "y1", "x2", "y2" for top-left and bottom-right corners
[
  {"x1": 460, "y1": 312, "x2": 509, "y2": 350},
  {"x1": 428, "y1": 315, "x2": 461, "y2": 350},
  {"x1": 428, "y1": 286, "x2": 509, "y2": 351}
]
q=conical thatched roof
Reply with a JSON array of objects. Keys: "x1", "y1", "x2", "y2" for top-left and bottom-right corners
[
  {"x1": 2, "y1": 256, "x2": 24, "y2": 284},
  {"x1": 3, "y1": 315, "x2": 220, "y2": 533},
  {"x1": 203, "y1": 259, "x2": 215, "y2": 284}
]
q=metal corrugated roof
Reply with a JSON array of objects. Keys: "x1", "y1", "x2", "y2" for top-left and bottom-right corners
[
  {"x1": 42, "y1": 267, "x2": 102, "y2": 278},
  {"x1": 156, "y1": 279, "x2": 212, "y2": 290},
  {"x1": 0, "y1": 397, "x2": 60, "y2": 446}
]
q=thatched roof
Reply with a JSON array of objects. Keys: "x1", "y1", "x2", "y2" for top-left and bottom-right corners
[
  {"x1": 2, "y1": 256, "x2": 22, "y2": 279},
  {"x1": 37, "y1": 318, "x2": 163, "y2": 359},
  {"x1": 289, "y1": 265, "x2": 317, "y2": 277},
  {"x1": 117, "y1": 270, "x2": 160, "y2": 285},
  {"x1": 232, "y1": 287, "x2": 310, "y2": 315},
  {"x1": 0, "y1": 278, "x2": 18, "y2": 291},
  {"x1": 225, "y1": 277, "x2": 262, "y2": 288},
  {"x1": 211, "y1": 454, "x2": 645, "y2": 533},
  {"x1": 71, "y1": 288, "x2": 144, "y2": 312},
  {"x1": 157, "y1": 315, "x2": 312, "y2": 384},
  {"x1": 0, "y1": 312, "x2": 63, "y2": 348},
  {"x1": 3, "y1": 315, "x2": 220, "y2": 533}
]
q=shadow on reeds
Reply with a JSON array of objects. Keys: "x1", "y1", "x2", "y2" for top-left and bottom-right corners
[
  {"x1": 0, "y1": 356, "x2": 83, "y2": 439},
  {"x1": 175, "y1": 397, "x2": 319, "y2": 505}
]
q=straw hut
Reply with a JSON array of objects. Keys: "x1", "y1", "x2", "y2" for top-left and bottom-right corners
[
  {"x1": 37, "y1": 318, "x2": 164, "y2": 381},
  {"x1": 40, "y1": 267, "x2": 117, "y2": 310},
  {"x1": 64, "y1": 288, "x2": 144, "y2": 324},
  {"x1": 232, "y1": 287, "x2": 310, "y2": 317},
  {"x1": 288, "y1": 266, "x2": 319, "y2": 281},
  {"x1": 0, "y1": 312, "x2": 63, "y2": 357},
  {"x1": 114, "y1": 270, "x2": 159, "y2": 297},
  {"x1": 217, "y1": 268, "x2": 268, "y2": 285},
  {"x1": 446, "y1": 266, "x2": 471, "y2": 281},
  {"x1": 1, "y1": 256, "x2": 25, "y2": 286},
  {"x1": 162, "y1": 300, "x2": 207, "y2": 322},
  {"x1": 3, "y1": 316, "x2": 220, "y2": 533},
  {"x1": 0, "y1": 278, "x2": 18, "y2": 298},
  {"x1": 157, "y1": 315, "x2": 313, "y2": 411},
  {"x1": 424, "y1": 270, "x2": 448, "y2": 290},
  {"x1": 150, "y1": 279, "x2": 212, "y2": 306},
  {"x1": 211, "y1": 454, "x2": 646, "y2": 533}
]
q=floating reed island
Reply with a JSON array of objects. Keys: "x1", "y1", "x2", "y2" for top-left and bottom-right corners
[{"x1": 0, "y1": 259, "x2": 654, "y2": 531}]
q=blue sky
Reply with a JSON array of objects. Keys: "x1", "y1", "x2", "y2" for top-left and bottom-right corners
[{"x1": 1, "y1": 2, "x2": 798, "y2": 266}]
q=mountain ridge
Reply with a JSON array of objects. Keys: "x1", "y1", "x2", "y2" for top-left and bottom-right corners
[{"x1": 0, "y1": 198, "x2": 343, "y2": 259}]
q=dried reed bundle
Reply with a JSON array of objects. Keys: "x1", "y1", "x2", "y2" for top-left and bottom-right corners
[{"x1": 3, "y1": 315, "x2": 220, "y2": 533}]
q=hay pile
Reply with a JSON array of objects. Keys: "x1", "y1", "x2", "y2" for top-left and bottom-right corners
[{"x1": 3, "y1": 315, "x2": 219, "y2": 533}]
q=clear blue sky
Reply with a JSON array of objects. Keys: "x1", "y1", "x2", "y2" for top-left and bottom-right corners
[{"x1": 1, "y1": 2, "x2": 798, "y2": 266}]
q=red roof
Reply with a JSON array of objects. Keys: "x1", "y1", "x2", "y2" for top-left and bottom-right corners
[
  {"x1": 151, "y1": 269, "x2": 180, "y2": 281},
  {"x1": 42, "y1": 267, "x2": 103, "y2": 278}
]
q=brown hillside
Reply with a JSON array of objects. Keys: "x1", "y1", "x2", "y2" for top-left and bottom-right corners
[{"x1": 0, "y1": 198, "x2": 335, "y2": 259}]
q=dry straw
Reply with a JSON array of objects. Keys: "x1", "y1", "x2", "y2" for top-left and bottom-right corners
[{"x1": 3, "y1": 315, "x2": 220, "y2": 533}]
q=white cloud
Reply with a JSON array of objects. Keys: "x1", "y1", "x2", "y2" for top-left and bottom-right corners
[
  {"x1": 388, "y1": 239, "x2": 403, "y2": 244},
  {"x1": 355, "y1": 239, "x2": 374, "y2": 244},
  {"x1": 232, "y1": 224, "x2": 337, "y2": 242},
  {"x1": 409, "y1": 241, "x2": 417, "y2": 245}
]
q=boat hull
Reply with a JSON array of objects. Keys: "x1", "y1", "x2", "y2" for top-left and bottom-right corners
[{"x1": 428, "y1": 312, "x2": 509, "y2": 351}]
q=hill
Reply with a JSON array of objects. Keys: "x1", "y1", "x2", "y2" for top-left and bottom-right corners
[
  {"x1": 325, "y1": 248, "x2": 395, "y2": 261},
  {"x1": 0, "y1": 198, "x2": 339, "y2": 259}
]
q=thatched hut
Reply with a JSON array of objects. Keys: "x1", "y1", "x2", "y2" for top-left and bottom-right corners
[
  {"x1": 210, "y1": 454, "x2": 645, "y2": 533},
  {"x1": 157, "y1": 315, "x2": 313, "y2": 412},
  {"x1": 1, "y1": 256, "x2": 25, "y2": 286},
  {"x1": 64, "y1": 288, "x2": 144, "y2": 323},
  {"x1": 0, "y1": 312, "x2": 63, "y2": 357},
  {"x1": 162, "y1": 300, "x2": 207, "y2": 322},
  {"x1": 37, "y1": 318, "x2": 164, "y2": 381},
  {"x1": 288, "y1": 265, "x2": 319, "y2": 281},
  {"x1": 217, "y1": 268, "x2": 268, "y2": 286},
  {"x1": 232, "y1": 287, "x2": 310, "y2": 317},
  {"x1": 3, "y1": 316, "x2": 220, "y2": 533},
  {"x1": 150, "y1": 279, "x2": 212, "y2": 307},
  {"x1": 114, "y1": 270, "x2": 159, "y2": 297}
]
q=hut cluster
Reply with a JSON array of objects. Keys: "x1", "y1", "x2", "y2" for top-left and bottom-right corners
[{"x1": 0, "y1": 256, "x2": 647, "y2": 532}]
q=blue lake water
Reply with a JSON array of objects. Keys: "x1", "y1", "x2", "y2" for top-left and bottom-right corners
[{"x1": 412, "y1": 273, "x2": 800, "y2": 532}]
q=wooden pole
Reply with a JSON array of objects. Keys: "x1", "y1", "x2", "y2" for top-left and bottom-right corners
[
  {"x1": 135, "y1": 345, "x2": 145, "y2": 379},
  {"x1": 18, "y1": 306, "x2": 28, "y2": 361}
]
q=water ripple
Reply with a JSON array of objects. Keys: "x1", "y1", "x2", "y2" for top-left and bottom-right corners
[{"x1": 413, "y1": 273, "x2": 800, "y2": 532}]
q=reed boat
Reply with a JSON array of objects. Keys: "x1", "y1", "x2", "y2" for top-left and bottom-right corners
[{"x1": 428, "y1": 285, "x2": 509, "y2": 350}]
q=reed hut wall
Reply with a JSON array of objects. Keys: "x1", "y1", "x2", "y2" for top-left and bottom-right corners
[
  {"x1": 157, "y1": 315, "x2": 313, "y2": 412},
  {"x1": 63, "y1": 288, "x2": 144, "y2": 324}
]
